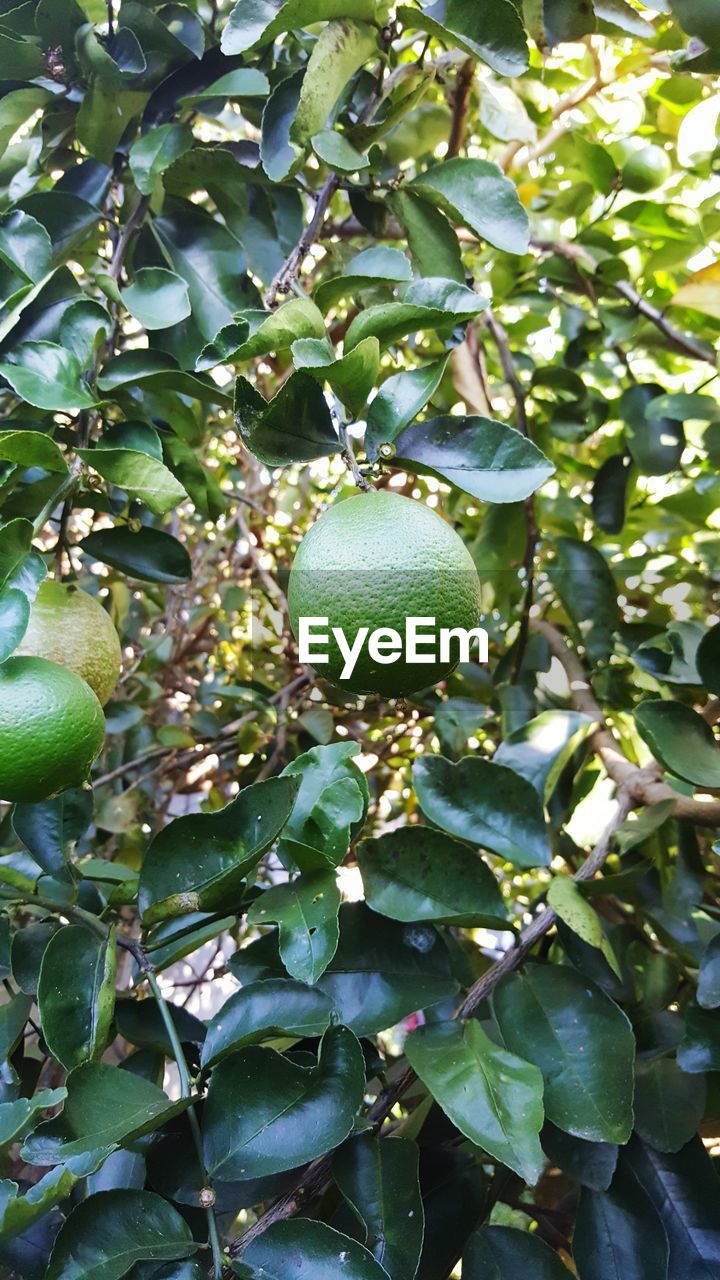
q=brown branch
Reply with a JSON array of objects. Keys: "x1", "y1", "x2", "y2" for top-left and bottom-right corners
[
  {"x1": 446, "y1": 58, "x2": 474, "y2": 158},
  {"x1": 531, "y1": 619, "x2": 720, "y2": 825},
  {"x1": 265, "y1": 174, "x2": 340, "y2": 307}
]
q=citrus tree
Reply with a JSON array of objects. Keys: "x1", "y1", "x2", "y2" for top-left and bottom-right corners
[{"x1": 1, "y1": 0, "x2": 720, "y2": 1276}]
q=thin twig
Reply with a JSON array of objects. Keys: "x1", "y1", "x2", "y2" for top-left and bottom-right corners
[
  {"x1": 446, "y1": 58, "x2": 475, "y2": 158},
  {"x1": 265, "y1": 175, "x2": 339, "y2": 307}
]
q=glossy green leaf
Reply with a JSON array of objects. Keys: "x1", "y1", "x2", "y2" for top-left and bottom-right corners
[
  {"x1": 633, "y1": 621, "x2": 705, "y2": 686},
  {"x1": 413, "y1": 754, "x2": 551, "y2": 869},
  {"x1": 410, "y1": 157, "x2": 530, "y2": 255},
  {"x1": 312, "y1": 130, "x2": 369, "y2": 172},
  {"x1": 0, "y1": 993, "x2": 33, "y2": 1062},
  {"x1": 541, "y1": 1123, "x2": 618, "y2": 1192},
  {"x1": 634, "y1": 1056, "x2": 706, "y2": 1153},
  {"x1": 344, "y1": 277, "x2": 487, "y2": 351},
  {"x1": 201, "y1": 978, "x2": 334, "y2": 1069},
  {"x1": 406, "y1": 1020, "x2": 545, "y2": 1183},
  {"x1": 574, "y1": 1160, "x2": 669, "y2": 1280},
  {"x1": 231, "y1": 903, "x2": 457, "y2": 1036},
  {"x1": 357, "y1": 827, "x2": 508, "y2": 927},
  {"x1": 129, "y1": 123, "x2": 193, "y2": 196},
  {"x1": 11, "y1": 922, "x2": 57, "y2": 995},
  {"x1": 291, "y1": 20, "x2": 378, "y2": 145},
  {"x1": 669, "y1": 0, "x2": 720, "y2": 49},
  {"x1": 698, "y1": 933, "x2": 720, "y2": 1008},
  {"x1": 334, "y1": 1134, "x2": 424, "y2": 1280},
  {"x1": 314, "y1": 247, "x2": 412, "y2": 312},
  {"x1": 492, "y1": 965, "x2": 635, "y2": 1144},
  {"x1": 235, "y1": 370, "x2": 339, "y2": 466},
  {"x1": 278, "y1": 742, "x2": 369, "y2": 872},
  {"x1": 393, "y1": 415, "x2": 555, "y2": 503},
  {"x1": 13, "y1": 789, "x2": 92, "y2": 882},
  {"x1": 463, "y1": 1225, "x2": 572, "y2": 1278},
  {"x1": 0, "y1": 586, "x2": 29, "y2": 664},
  {"x1": 202, "y1": 1023, "x2": 365, "y2": 1179},
  {"x1": 0, "y1": 1089, "x2": 66, "y2": 1150},
  {"x1": 549, "y1": 538, "x2": 619, "y2": 665},
  {"x1": 206, "y1": 298, "x2": 326, "y2": 367},
  {"x1": 181, "y1": 68, "x2": 270, "y2": 107},
  {"x1": 235, "y1": 1219, "x2": 390, "y2": 1279},
  {"x1": 678, "y1": 1003, "x2": 720, "y2": 1072},
  {"x1": 78, "y1": 447, "x2": 188, "y2": 516},
  {"x1": 0, "y1": 1153, "x2": 106, "y2": 1246},
  {"x1": 0, "y1": 211, "x2": 52, "y2": 283},
  {"x1": 547, "y1": 878, "x2": 621, "y2": 976},
  {"x1": 45, "y1": 1189, "x2": 196, "y2": 1279},
  {"x1": 494, "y1": 709, "x2": 595, "y2": 800},
  {"x1": 246, "y1": 871, "x2": 341, "y2": 984},
  {"x1": 635, "y1": 700, "x2": 720, "y2": 788},
  {"x1": 390, "y1": 189, "x2": 465, "y2": 283},
  {"x1": 122, "y1": 268, "x2": 191, "y2": 331},
  {"x1": 292, "y1": 336, "x2": 379, "y2": 417},
  {"x1": 398, "y1": 0, "x2": 528, "y2": 75},
  {"x1": 624, "y1": 1134, "x2": 720, "y2": 1279},
  {"x1": 138, "y1": 776, "x2": 298, "y2": 924},
  {"x1": 0, "y1": 342, "x2": 99, "y2": 411},
  {"x1": 365, "y1": 356, "x2": 448, "y2": 460},
  {"x1": 261, "y1": 70, "x2": 305, "y2": 181},
  {"x1": 37, "y1": 926, "x2": 117, "y2": 1071},
  {"x1": 0, "y1": 429, "x2": 66, "y2": 474},
  {"x1": 22, "y1": 1062, "x2": 186, "y2": 1165},
  {"x1": 620, "y1": 383, "x2": 685, "y2": 475},
  {"x1": 97, "y1": 350, "x2": 232, "y2": 405},
  {"x1": 80, "y1": 526, "x2": 192, "y2": 584}
]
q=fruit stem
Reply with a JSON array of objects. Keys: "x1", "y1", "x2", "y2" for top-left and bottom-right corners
[
  {"x1": 338, "y1": 420, "x2": 373, "y2": 492},
  {"x1": 31, "y1": 469, "x2": 78, "y2": 538}
]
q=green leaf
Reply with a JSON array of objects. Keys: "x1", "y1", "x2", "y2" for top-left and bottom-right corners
[
  {"x1": 697, "y1": 623, "x2": 720, "y2": 695},
  {"x1": 80, "y1": 526, "x2": 192, "y2": 584},
  {"x1": 138, "y1": 776, "x2": 299, "y2": 925},
  {"x1": 292, "y1": 336, "x2": 380, "y2": 417},
  {"x1": 13, "y1": 789, "x2": 92, "y2": 882},
  {"x1": 261, "y1": 71, "x2": 305, "y2": 181},
  {"x1": 22, "y1": 1062, "x2": 186, "y2": 1165},
  {"x1": 390, "y1": 189, "x2": 465, "y2": 283},
  {"x1": 45, "y1": 1189, "x2": 196, "y2": 1279},
  {"x1": 635, "y1": 700, "x2": 720, "y2": 788},
  {"x1": 492, "y1": 965, "x2": 635, "y2": 1144},
  {"x1": 574, "y1": 1161, "x2": 669, "y2": 1280},
  {"x1": 480, "y1": 80, "x2": 537, "y2": 145},
  {"x1": 201, "y1": 978, "x2": 334, "y2": 1070},
  {"x1": 647, "y1": 392, "x2": 720, "y2": 422},
  {"x1": 0, "y1": 1154, "x2": 106, "y2": 1246},
  {"x1": 634, "y1": 1057, "x2": 706, "y2": 1154},
  {"x1": 411, "y1": 157, "x2": 530, "y2": 255},
  {"x1": 97, "y1": 350, "x2": 232, "y2": 405},
  {"x1": 312, "y1": 130, "x2": 370, "y2": 172},
  {"x1": 235, "y1": 370, "x2": 339, "y2": 466},
  {"x1": 625, "y1": 1134, "x2": 720, "y2": 1277},
  {"x1": 204, "y1": 298, "x2": 326, "y2": 368},
  {"x1": 344, "y1": 277, "x2": 487, "y2": 351},
  {"x1": 548, "y1": 878, "x2": 621, "y2": 976},
  {"x1": 413, "y1": 755, "x2": 550, "y2": 869},
  {"x1": 76, "y1": 83, "x2": 148, "y2": 167},
  {"x1": 0, "y1": 586, "x2": 29, "y2": 664},
  {"x1": 620, "y1": 383, "x2": 685, "y2": 476},
  {"x1": 37, "y1": 926, "x2": 117, "y2": 1071},
  {"x1": 278, "y1": 742, "x2": 369, "y2": 872},
  {"x1": 463, "y1": 1225, "x2": 573, "y2": 1278},
  {"x1": 0, "y1": 429, "x2": 66, "y2": 475},
  {"x1": 314, "y1": 247, "x2": 412, "y2": 312},
  {"x1": 357, "y1": 827, "x2": 508, "y2": 927},
  {"x1": 180, "y1": 68, "x2": 270, "y2": 106},
  {"x1": 333, "y1": 1134, "x2": 424, "y2": 1279},
  {"x1": 246, "y1": 871, "x2": 341, "y2": 985},
  {"x1": 434, "y1": 697, "x2": 493, "y2": 757},
  {"x1": 202, "y1": 1024, "x2": 365, "y2": 1179},
  {"x1": 235, "y1": 1219, "x2": 390, "y2": 1280},
  {"x1": 129, "y1": 123, "x2": 194, "y2": 196},
  {"x1": 0, "y1": 211, "x2": 52, "y2": 283},
  {"x1": 222, "y1": 0, "x2": 378, "y2": 53},
  {"x1": 548, "y1": 538, "x2": 619, "y2": 665},
  {"x1": 121, "y1": 268, "x2": 191, "y2": 331},
  {"x1": 397, "y1": 0, "x2": 528, "y2": 76},
  {"x1": 494, "y1": 710, "x2": 596, "y2": 801},
  {"x1": 78, "y1": 447, "x2": 188, "y2": 517},
  {"x1": 542, "y1": 0, "x2": 597, "y2": 43},
  {"x1": 633, "y1": 621, "x2": 705, "y2": 686},
  {"x1": 0, "y1": 88, "x2": 51, "y2": 158},
  {"x1": 365, "y1": 356, "x2": 448, "y2": 460},
  {"x1": 541, "y1": 1124, "x2": 618, "y2": 1192},
  {"x1": 0, "y1": 1089, "x2": 66, "y2": 1150},
  {"x1": 677, "y1": 1003, "x2": 720, "y2": 1073},
  {"x1": 0, "y1": 993, "x2": 33, "y2": 1062},
  {"x1": 670, "y1": 0, "x2": 720, "y2": 48},
  {"x1": 151, "y1": 202, "x2": 260, "y2": 341},
  {"x1": 698, "y1": 934, "x2": 720, "y2": 1008},
  {"x1": 393, "y1": 415, "x2": 555, "y2": 503},
  {"x1": 60, "y1": 299, "x2": 111, "y2": 368},
  {"x1": 0, "y1": 342, "x2": 99, "y2": 411},
  {"x1": 405, "y1": 1020, "x2": 545, "y2": 1183},
  {"x1": 291, "y1": 20, "x2": 378, "y2": 145},
  {"x1": 231, "y1": 903, "x2": 457, "y2": 1036}
]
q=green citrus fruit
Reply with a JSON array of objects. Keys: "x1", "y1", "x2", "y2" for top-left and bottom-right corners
[
  {"x1": 622, "y1": 144, "x2": 671, "y2": 193},
  {"x1": 288, "y1": 490, "x2": 482, "y2": 696},
  {"x1": 0, "y1": 656, "x2": 105, "y2": 804},
  {"x1": 17, "y1": 581, "x2": 121, "y2": 705}
]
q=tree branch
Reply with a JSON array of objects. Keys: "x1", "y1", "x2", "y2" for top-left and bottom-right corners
[
  {"x1": 265, "y1": 174, "x2": 340, "y2": 307},
  {"x1": 446, "y1": 58, "x2": 474, "y2": 158}
]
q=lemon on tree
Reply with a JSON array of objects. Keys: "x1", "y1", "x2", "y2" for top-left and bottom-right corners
[
  {"x1": 288, "y1": 490, "x2": 482, "y2": 696},
  {"x1": 622, "y1": 143, "x2": 672, "y2": 193},
  {"x1": 17, "y1": 580, "x2": 122, "y2": 704},
  {"x1": 0, "y1": 656, "x2": 105, "y2": 804}
]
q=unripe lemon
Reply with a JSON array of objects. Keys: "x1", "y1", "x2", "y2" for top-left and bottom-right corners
[
  {"x1": 17, "y1": 581, "x2": 121, "y2": 705},
  {"x1": 288, "y1": 490, "x2": 482, "y2": 696},
  {"x1": 622, "y1": 144, "x2": 671, "y2": 193},
  {"x1": 0, "y1": 656, "x2": 105, "y2": 804}
]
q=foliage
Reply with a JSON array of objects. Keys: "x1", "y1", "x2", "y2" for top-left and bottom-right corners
[{"x1": 1, "y1": 1, "x2": 720, "y2": 1278}]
